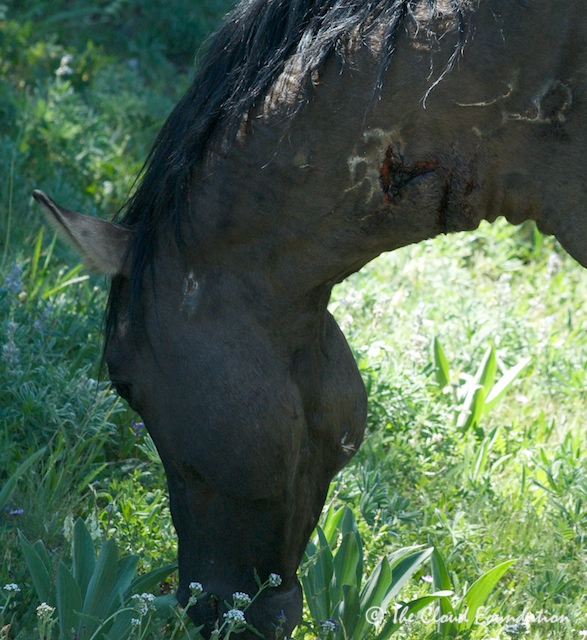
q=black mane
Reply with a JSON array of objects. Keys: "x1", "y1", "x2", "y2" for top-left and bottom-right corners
[{"x1": 107, "y1": 0, "x2": 468, "y2": 342}]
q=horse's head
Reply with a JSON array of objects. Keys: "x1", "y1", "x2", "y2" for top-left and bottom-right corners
[{"x1": 33, "y1": 189, "x2": 366, "y2": 638}]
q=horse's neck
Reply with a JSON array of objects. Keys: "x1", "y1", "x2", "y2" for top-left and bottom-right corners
[{"x1": 184, "y1": 0, "x2": 587, "y2": 295}]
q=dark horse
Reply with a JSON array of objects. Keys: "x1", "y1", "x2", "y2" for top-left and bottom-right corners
[{"x1": 34, "y1": 0, "x2": 587, "y2": 637}]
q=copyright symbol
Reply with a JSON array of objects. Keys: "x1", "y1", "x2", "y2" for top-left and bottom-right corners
[{"x1": 366, "y1": 606, "x2": 384, "y2": 625}]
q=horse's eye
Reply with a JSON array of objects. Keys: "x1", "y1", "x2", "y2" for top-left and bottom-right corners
[{"x1": 113, "y1": 382, "x2": 133, "y2": 403}]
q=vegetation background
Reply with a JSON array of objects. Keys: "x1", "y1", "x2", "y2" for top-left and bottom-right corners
[{"x1": 1, "y1": 1, "x2": 586, "y2": 638}]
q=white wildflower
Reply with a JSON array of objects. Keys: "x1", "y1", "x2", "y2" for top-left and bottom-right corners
[
  {"x1": 131, "y1": 618, "x2": 141, "y2": 627},
  {"x1": 224, "y1": 608, "x2": 246, "y2": 624},
  {"x1": 189, "y1": 581, "x2": 203, "y2": 595},
  {"x1": 132, "y1": 593, "x2": 156, "y2": 616},
  {"x1": 268, "y1": 573, "x2": 282, "y2": 587},
  {"x1": 85, "y1": 513, "x2": 103, "y2": 542},
  {"x1": 3, "y1": 583, "x2": 20, "y2": 592},
  {"x1": 63, "y1": 515, "x2": 74, "y2": 543},
  {"x1": 232, "y1": 591, "x2": 251, "y2": 608},
  {"x1": 36, "y1": 603, "x2": 55, "y2": 619},
  {"x1": 55, "y1": 54, "x2": 73, "y2": 77}
]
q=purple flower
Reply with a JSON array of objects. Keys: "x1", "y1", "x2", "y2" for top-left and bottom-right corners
[
  {"x1": 275, "y1": 609, "x2": 288, "y2": 624},
  {"x1": 320, "y1": 618, "x2": 338, "y2": 633},
  {"x1": 132, "y1": 422, "x2": 145, "y2": 437},
  {"x1": 3, "y1": 263, "x2": 23, "y2": 295}
]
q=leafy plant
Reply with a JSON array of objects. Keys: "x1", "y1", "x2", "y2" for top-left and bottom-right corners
[
  {"x1": 434, "y1": 339, "x2": 530, "y2": 435},
  {"x1": 19, "y1": 518, "x2": 177, "y2": 639},
  {"x1": 300, "y1": 505, "x2": 440, "y2": 639},
  {"x1": 0, "y1": 446, "x2": 45, "y2": 512},
  {"x1": 429, "y1": 548, "x2": 515, "y2": 638}
]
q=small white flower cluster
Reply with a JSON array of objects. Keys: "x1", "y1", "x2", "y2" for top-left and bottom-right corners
[
  {"x1": 3, "y1": 584, "x2": 20, "y2": 593},
  {"x1": 224, "y1": 608, "x2": 246, "y2": 624},
  {"x1": 189, "y1": 581, "x2": 203, "y2": 596},
  {"x1": 232, "y1": 592, "x2": 251, "y2": 608},
  {"x1": 63, "y1": 515, "x2": 75, "y2": 543},
  {"x1": 36, "y1": 603, "x2": 55, "y2": 619},
  {"x1": 131, "y1": 618, "x2": 141, "y2": 627},
  {"x1": 86, "y1": 513, "x2": 103, "y2": 542},
  {"x1": 132, "y1": 593, "x2": 156, "y2": 617},
  {"x1": 55, "y1": 54, "x2": 73, "y2": 77},
  {"x1": 268, "y1": 573, "x2": 282, "y2": 587},
  {"x1": 187, "y1": 581, "x2": 204, "y2": 606}
]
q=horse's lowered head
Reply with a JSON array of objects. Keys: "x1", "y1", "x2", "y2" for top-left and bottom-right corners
[
  {"x1": 33, "y1": 187, "x2": 367, "y2": 639},
  {"x1": 34, "y1": 0, "x2": 587, "y2": 637}
]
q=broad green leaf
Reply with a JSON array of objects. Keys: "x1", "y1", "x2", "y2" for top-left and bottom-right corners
[
  {"x1": 371, "y1": 593, "x2": 450, "y2": 640},
  {"x1": 431, "y1": 549, "x2": 452, "y2": 592},
  {"x1": 471, "y1": 426, "x2": 502, "y2": 481},
  {"x1": 386, "y1": 545, "x2": 421, "y2": 569},
  {"x1": 484, "y1": 358, "x2": 531, "y2": 412},
  {"x1": 337, "y1": 584, "x2": 361, "y2": 639},
  {"x1": 434, "y1": 337, "x2": 450, "y2": 388},
  {"x1": 81, "y1": 539, "x2": 119, "y2": 635},
  {"x1": 321, "y1": 505, "x2": 345, "y2": 547},
  {"x1": 102, "y1": 608, "x2": 135, "y2": 640},
  {"x1": 301, "y1": 528, "x2": 333, "y2": 622},
  {"x1": 73, "y1": 518, "x2": 96, "y2": 599},
  {"x1": 18, "y1": 531, "x2": 53, "y2": 606},
  {"x1": 471, "y1": 437, "x2": 490, "y2": 481},
  {"x1": 353, "y1": 557, "x2": 392, "y2": 640},
  {"x1": 431, "y1": 550, "x2": 457, "y2": 637},
  {"x1": 457, "y1": 385, "x2": 485, "y2": 432},
  {"x1": 359, "y1": 556, "x2": 392, "y2": 610},
  {"x1": 339, "y1": 505, "x2": 359, "y2": 538},
  {"x1": 33, "y1": 539, "x2": 53, "y2": 577},
  {"x1": 0, "y1": 447, "x2": 46, "y2": 512},
  {"x1": 457, "y1": 346, "x2": 499, "y2": 431},
  {"x1": 153, "y1": 593, "x2": 180, "y2": 614},
  {"x1": 18, "y1": 530, "x2": 53, "y2": 605},
  {"x1": 384, "y1": 547, "x2": 433, "y2": 606},
  {"x1": 104, "y1": 555, "x2": 139, "y2": 615},
  {"x1": 477, "y1": 345, "x2": 497, "y2": 396},
  {"x1": 56, "y1": 560, "x2": 82, "y2": 640},
  {"x1": 330, "y1": 532, "x2": 361, "y2": 609},
  {"x1": 461, "y1": 559, "x2": 515, "y2": 628},
  {"x1": 338, "y1": 507, "x2": 363, "y2": 587},
  {"x1": 128, "y1": 563, "x2": 177, "y2": 597}
]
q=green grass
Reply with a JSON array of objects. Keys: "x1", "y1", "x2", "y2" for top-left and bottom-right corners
[{"x1": 1, "y1": 2, "x2": 587, "y2": 639}]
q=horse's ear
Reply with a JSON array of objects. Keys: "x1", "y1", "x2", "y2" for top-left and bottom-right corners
[{"x1": 32, "y1": 190, "x2": 132, "y2": 277}]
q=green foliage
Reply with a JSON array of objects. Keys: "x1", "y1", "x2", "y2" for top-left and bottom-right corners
[
  {"x1": 0, "y1": 446, "x2": 46, "y2": 512},
  {"x1": 6, "y1": 0, "x2": 237, "y2": 68},
  {"x1": 447, "y1": 342, "x2": 530, "y2": 435},
  {"x1": 300, "y1": 505, "x2": 437, "y2": 639},
  {"x1": 19, "y1": 518, "x2": 177, "y2": 640},
  {"x1": 430, "y1": 548, "x2": 515, "y2": 638}
]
